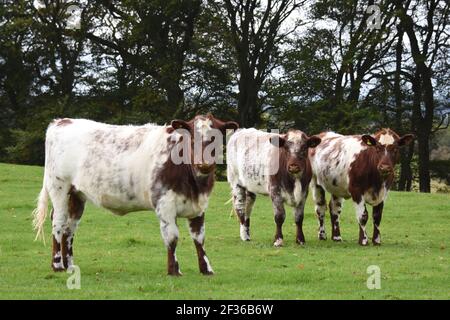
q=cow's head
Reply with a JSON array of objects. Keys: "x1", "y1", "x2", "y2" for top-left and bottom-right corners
[
  {"x1": 361, "y1": 128, "x2": 414, "y2": 180},
  {"x1": 270, "y1": 130, "x2": 321, "y2": 176},
  {"x1": 169, "y1": 114, "x2": 239, "y2": 175}
]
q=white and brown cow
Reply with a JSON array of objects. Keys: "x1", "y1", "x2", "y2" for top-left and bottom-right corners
[
  {"x1": 308, "y1": 129, "x2": 414, "y2": 245},
  {"x1": 32, "y1": 114, "x2": 238, "y2": 276},
  {"x1": 227, "y1": 129, "x2": 321, "y2": 246}
]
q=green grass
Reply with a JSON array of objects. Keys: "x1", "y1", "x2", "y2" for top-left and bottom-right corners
[{"x1": 0, "y1": 162, "x2": 449, "y2": 300}]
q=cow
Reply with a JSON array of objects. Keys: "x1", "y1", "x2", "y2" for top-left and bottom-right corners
[
  {"x1": 226, "y1": 128, "x2": 321, "y2": 247},
  {"x1": 32, "y1": 114, "x2": 238, "y2": 276},
  {"x1": 308, "y1": 129, "x2": 414, "y2": 246}
]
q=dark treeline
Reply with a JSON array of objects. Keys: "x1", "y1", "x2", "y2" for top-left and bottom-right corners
[{"x1": 0, "y1": 0, "x2": 449, "y2": 192}]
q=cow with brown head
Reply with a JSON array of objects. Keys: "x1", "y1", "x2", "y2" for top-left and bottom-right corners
[
  {"x1": 309, "y1": 128, "x2": 414, "y2": 246},
  {"x1": 227, "y1": 129, "x2": 321, "y2": 247}
]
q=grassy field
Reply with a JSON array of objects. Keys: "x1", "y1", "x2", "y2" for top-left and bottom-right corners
[{"x1": 0, "y1": 163, "x2": 449, "y2": 300}]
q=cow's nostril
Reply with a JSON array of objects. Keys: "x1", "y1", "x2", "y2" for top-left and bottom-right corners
[
  {"x1": 379, "y1": 165, "x2": 392, "y2": 173},
  {"x1": 288, "y1": 165, "x2": 300, "y2": 173}
]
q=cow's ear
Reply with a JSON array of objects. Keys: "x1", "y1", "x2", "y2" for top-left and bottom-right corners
[
  {"x1": 170, "y1": 120, "x2": 191, "y2": 132},
  {"x1": 397, "y1": 134, "x2": 414, "y2": 147},
  {"x1": 361, "y1": 134, "x2": 378, "y2": 147},
  {"x1": 306, "y1": 136, "x2": 321, "y2": 148},
  {"x1": 220, "y1": 121, "x2": 239, "y2": 133},
  {"x1": 269, "y1": 135, "x2": 286, "y2": 148}
]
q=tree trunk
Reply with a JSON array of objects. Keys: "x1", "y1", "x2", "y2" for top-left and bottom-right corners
[
  {"x1": 398, "y1": 141, "x2": 414, "y2": 191},
  {"x1": 237, "y1": 75, "x2": 259, "y2": 128},
  {"x1": 396, "y1": 3, "x2": 434, "y2": 193},
  {"x1": 166, "y1": 84, "x2": 185, "y2": 118},
  {"x1": 417, "y1": 133, "x2": 431, "y2": 192}
]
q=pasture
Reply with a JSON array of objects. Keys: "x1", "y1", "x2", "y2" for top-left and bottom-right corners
[{"x1": 0, "y1": 163, "x2": 448, "y2": 299}]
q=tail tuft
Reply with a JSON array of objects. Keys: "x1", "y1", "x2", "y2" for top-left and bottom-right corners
[{"x1": 32, "y1": 187, "x2": 49, "y2": 245}]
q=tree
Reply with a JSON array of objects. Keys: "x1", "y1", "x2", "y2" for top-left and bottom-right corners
[
  {"x1": 86, "y1": 0, "x2": 202, "y2": 118},
  {"x1": 394, "y1": 0, "x2": 450, "y2": 192},
  {"x1": 217, "y1": 0, "x2": 302, "y2": 127}
]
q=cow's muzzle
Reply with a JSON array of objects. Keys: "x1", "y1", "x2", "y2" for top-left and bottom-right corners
[
  {"x1": 378, "y1": 164, "x2": 393, "y2": 178},
  {"x1": 288, "y1": 164, "x2": 302, "y2": 175},
  {"x1": 196, "y1": 163, "x2": 215, "y2": 175}
]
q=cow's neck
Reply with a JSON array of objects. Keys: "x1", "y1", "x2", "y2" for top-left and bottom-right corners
[{"x1": 158, "y1": 159, "x2": 214, "y2": 201}]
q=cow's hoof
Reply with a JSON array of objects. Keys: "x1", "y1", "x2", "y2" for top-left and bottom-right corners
[
  {"x1": 240, "y1": 227, "x2": 251, "y2": 241},
  {"x1": 372, "y1": 234, "x2": 381, "y2": 246},
  {"x1": 359, "y1": 238, "x2": 369, "y2": 246},
  {"x1": 273, "y1": 238, "x2": 284, "y2": 247},
  {"x1": 318, "y1": 233, "x2": 327, "y2": 240},
  {"x1": 332, "y1": 236, "x2": 342, "y2": 242},
  {"x1": 52, "y1": 262, "x2": 66, "y2": 272},
  {"x1": 296, "y1": 241, "x2": 305, "y2": 246},
  {"x1": 52, "y1": 266, "x2": 66, "y2": 272}
]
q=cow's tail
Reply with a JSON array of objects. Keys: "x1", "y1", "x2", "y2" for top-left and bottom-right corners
[
  {"x1": 225, "y1": 196, "x2": 238, "y2": 220},
  {"x1": 32, "y1": 181, "x2": 49, "y2": 244}
]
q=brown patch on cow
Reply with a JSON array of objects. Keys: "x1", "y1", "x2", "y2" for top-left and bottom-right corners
[
  {"x1": 153, "y1": 159, "x2": 215, "y2": 205},
  {"x1": 295, "y1": 210, "x2": 305, "y2": 245},
  {"x1": 269, "y1": 145, "x2": 313, "y2": 195},
  {"x1": 55, "y1": 118, "x2": 73, "y2": 126},
  {"x1": 51, "y1": 235, "x2": 64, "y2": 272},
  {"x1": 189, "y1": 214, "x2": 213, "y2": 275},
  {"x1": 156, "y1": 114, "x2": 238, "y2": 204},
  {"x1": 61, "y1": 233, "x2": 69, "y2": 269},
  {"x1": 348, "y1": 144, "x2": 392, "y2": 202},
  {"x1": 372, "y1": 202, "x2": 383, "y2": 245},
  {"x1": 68, "y1": 186, "x2": 85, "y2": 219},
  {"x1": 167, "y1": 241, "x2": 181, "y2": 276}
]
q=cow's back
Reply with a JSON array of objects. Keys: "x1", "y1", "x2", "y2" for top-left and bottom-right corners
[
  {"x1": 227, "y1": 128, "x2": 279, "y2": 195},
  {"x1": 310, "y1": 132, "x2": 367, "y2": 199},
  {"x1": 44, "y1": 118, "x2": 169, "y2": 212}
]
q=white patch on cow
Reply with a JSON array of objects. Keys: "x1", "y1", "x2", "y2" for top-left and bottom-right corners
[
  {"x1": 364, "y1": 183, "x2": 388, "y2": 206},
  {"x1": 157, "y1": 190, "x2": 209, "y2": 220},
  {"x1": 281, "y1": 179, "x2": 303, "y2": 207},
  {"x1": 273, "y1": 238, "x2": 283, "y2": 247},
  {"x1": 173, "y1": 253, "x2": 182, "y2": 275},
  {"x1": 354, "y1": 200, "x2": 368, "y2": 245},
  {"x1": 286, "y1": 131, "x2": 304, "y2": 154},
  {"x1": 194, "y1": 118, "x2": 213, "y2": 141},
  {"x1": 378, "y1": 133, "x2": 395, "y2": 145},
  {"x1": 240, "y1": 224, "x2": 250, "y2": 241},
  {"x1": 203, "y1": 256, "x2": 214, "y2": 273}
]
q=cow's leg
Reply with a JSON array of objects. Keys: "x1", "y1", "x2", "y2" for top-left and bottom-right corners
[
  {"x1": 312, "y1": 180, "x2": 327, "y2": 240},
  {"x1": 232, "y1": 184, "x2": 249, "y2": 241},
  {"x1": 242, "y1": 191, "x2": 256, "y2": 241},
  {"x1": 188, "y1": 213, "x2": 214, "y2": 275},
  {"x1": 270, "y1": 189, "x2": 285, "y2": 247},
  {"x1": 62, "y1": 187, "x2": 85, "y2": 269},
  {"x1": 329, "y1": 195, "x2": 343, "y2": 242},
  {"x1": 159, "y1": 215, "x2": 181, "y2": 276},
  {"x1": 372, "y1": 202, "x2": 384, "y2": 245},
  {"x1": 49, "y1": 188, "x2": 71, "y2": 272},
  {"x1": 294, "y1": 200, "x2": 306, "y2": 245},
  {"x1": 354, "y1": 200, "x2": 369, "y2": 246}
]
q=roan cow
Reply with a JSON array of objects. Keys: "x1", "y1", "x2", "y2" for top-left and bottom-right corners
[
  {"x1": 308, "y1": 129, "x2": 414, "y2": 245},
  {"x1": 32, "y1": 115, "x2": 238, "y2": 275},
  {"x1": 227, "y1": 128, "x2": 321, "y2": 246}
]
